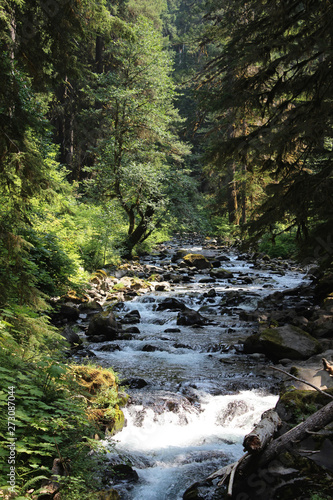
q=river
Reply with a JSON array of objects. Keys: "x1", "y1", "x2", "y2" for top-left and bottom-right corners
[{"x1": 87, "y1": 238, "x2": 310, "y2": 499}]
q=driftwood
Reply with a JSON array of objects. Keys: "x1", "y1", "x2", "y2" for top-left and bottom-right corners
[
  {"x1": 322, "y1": 357, "x2": 333, "y2": 376},
  {"x1": 243, "y1": 409, "x2": 282, "y2": 453}
]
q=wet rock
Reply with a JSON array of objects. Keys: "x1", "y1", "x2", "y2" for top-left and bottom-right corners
[
  {"x1": 87, "y1": 311, "x2": 120, "y2": 340},
  {"x1": 157, "y1": 298, "x2": 187, "y2": 311},
  {"x1": 183, "y1": 480, "x2": 218, "y2": 500},
  {"x1": 122, "y1": 378, "x2": 148, "y2": 388},
  {"x1": 142, "y1": 344, "x2": 161, "y2": 352},
  {"x1": 77, "y1": 348, "x2": 96, "y2": 357},
  {"x1": 124, "y1": 326, "x2": 140, "y2": 334},
  {"x1": 164, "y1": 327, "x2": 181, "y2": 333},
  {"x1": 210, "y1": 268, "x2": 234, "y2": 279},
  {"x1": 111, "y1": 464, "x2": 139, "y2": 483},
  {"x1": 174, "y1": 343, "x2": 192, "y2": 349},
  {"x1": 61, "y1": 326, "x2": 82, "y2": 346},
  {"x1": 199, "y1": 277, "x2": 216, "y2": 283},
  {"x1": 183, "y1": 253, "x2": 212, "y2": 270},
  {"x1": 171, "y1": 248, "x2": 189, "y2": 262},
  {"x1": 97, "y1": 344, "x2": 121, "y2": 352},
  {"x1": 177, "y1": 307, "x2": 206, "y2": 326},
  {"x1": 122, "y1": 310, "x2": 141, "y2": 324},
  {"x1": 244, "y1": 324, "x2": 322, "y2": 361}
]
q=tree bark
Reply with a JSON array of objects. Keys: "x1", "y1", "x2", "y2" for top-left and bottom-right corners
[
  {"x1": 243, "y1": 409, "x2": 282, "y2": 454},
  {"x1": 256, "y1": 399, "x2": 333, "y2": 467}
]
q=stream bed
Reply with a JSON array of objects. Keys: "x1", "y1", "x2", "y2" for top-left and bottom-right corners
[{"x1": 85, "y1": 239, "x2": 311, "y2": 499}]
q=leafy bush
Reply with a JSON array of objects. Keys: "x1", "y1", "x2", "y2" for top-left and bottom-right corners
[
  {"x1": 258, "y1": 231, "x2": 298, "y2": 259},
  {"x1": 0, "y1": 308, "x2": 124, "y2": 498}
]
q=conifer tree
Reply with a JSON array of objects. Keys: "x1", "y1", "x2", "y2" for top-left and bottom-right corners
[{"x1": 196, "y1": 0, "x2": 333, "y2": 247}]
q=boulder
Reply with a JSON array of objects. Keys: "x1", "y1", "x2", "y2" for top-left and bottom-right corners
[
  {"x1": 87, "y1": 311, "x2": 120, "y2": 340},
  {"x1": 58, "y1": 302, "x2": 80, "y2": 321},
  {"x1": 244, "y1": 324, "x2": 322, "y2": 361},
  {"x1": 61, "y1": 326, "x2": 82, "y2": 346},
  {"x1": 121, "y1": 310, "x2": 141, "y2": 324},
  {"x1": 177, "y1": 307, "x2": 206, "y2": 326},
  {"x1": 157, "y1": 298, "x2": 186, "y2": 311},
  {"x1": 210, "y1": 268, "x2": 234, "y2": 279},
  {"x1": 183, "y1": 253, "x2": 212, "y2": 270}
]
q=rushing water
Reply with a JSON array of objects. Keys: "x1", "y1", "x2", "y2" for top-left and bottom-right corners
[{"x1": 88, "y1": 241, "x2": 310, "y2": 499}]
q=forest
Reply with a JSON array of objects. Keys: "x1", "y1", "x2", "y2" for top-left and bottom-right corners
[{"x1": 1, "y1": 0, "x2": 333, "y2": 498}]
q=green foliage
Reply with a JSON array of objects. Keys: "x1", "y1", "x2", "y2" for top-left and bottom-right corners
[
  {"x1": 0, "y1": 310, "x2": 124, "y2": 496},
  {"x1": 195, "y1": 0, "x2": 333, "y2": 254},
  {"x1": 258, "y1": 230, "x2": 299, "y2": 259},
  {"x1": 85, "y1": 16, "x2": 190, "y2": 256}
]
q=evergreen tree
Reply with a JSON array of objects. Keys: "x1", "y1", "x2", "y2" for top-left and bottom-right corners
[{"x1": 196, "y1": 0, "x2": 333, "y2": 247}]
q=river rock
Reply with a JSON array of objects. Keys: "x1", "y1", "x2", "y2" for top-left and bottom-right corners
[
  {"x1": 121, "y1": 310, "x2": 141, "y2": 324},
  {"x1": 61, "y1": 326, "x2": 82, "y2": 346},
  {"x1": 244, "y1": 324, "x2": 322, "y2": 361},
  {"x1": 177, "y1": 307, "x2": 206, "y2": 326},
  {"x1": 183, "y1": 253, "x2": 212, "y2": 270},
  {"x1": 87, "y1": 311, "x2": 120, "y2": 340},
  {"x1": 111, "y1": 464, "x2": 139, "y2": 483},
  {"x1": 58, "y1": 302, "x2": 80, "y2": 321},
  {"x1": 157, "y1": 298, "x2": 187, "y2": 311},
  {"x1": 122, "y1": 378, "x2": 148, "y2": 388},
  {"x1": 210, "y1": 268, "x2": 234, "y2": 279}
]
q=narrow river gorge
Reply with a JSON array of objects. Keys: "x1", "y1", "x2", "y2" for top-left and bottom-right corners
[{"x1": 78, "y1": 238, "x2": 311, "y2": 499}]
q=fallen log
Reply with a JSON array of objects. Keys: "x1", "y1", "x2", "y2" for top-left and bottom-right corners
[
  {"x1": 206, "y1": 399, "x2": 333, "y2": 496},
  {"x1": 256, "y1": 399, "x2": 333, "y2": 467},
  {"x1": 243, "y1": 409, "x2": 282, "y2": 454}
]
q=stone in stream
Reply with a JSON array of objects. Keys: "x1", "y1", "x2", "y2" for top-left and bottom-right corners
[
  {"x1": 183, "y1": 253, "x2": 212, "y2": 270},
  {"x1": 177, "y1": 307, "x2": 206, "y2": 326},
  {"x1": 244, "y1": 324, "x2": 322, "y2": 361},
  {"x1": 210, "y1": 268, "x2": 234, "y2": 279},
  {"x1": 61, "y1": 326, "x2": 82, "y2": 346},
  {"x1": 122, "y1": 378, "x2": 148, "y2": 388},
  {"x1": 121, "y1": 310, "x2": 141, "y2": 324},
  {"x1": 97, "y1": 344, "x2": 121, "y2": 352},
  {"x1": 157, "y1": 297, "x2": 187, "y2": 311},
  {"x1": 87, "y1": 311, "x2": 121, "y2": 340}
]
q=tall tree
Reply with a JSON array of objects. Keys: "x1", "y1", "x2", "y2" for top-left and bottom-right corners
[
  {"x1": 86, "y1": 17, "x2": 189, "y2": 257},
  {"x1": 196, "y1": 0, "x2": 333, "y2": 247}
]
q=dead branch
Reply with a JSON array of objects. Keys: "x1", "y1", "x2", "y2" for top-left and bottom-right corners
[{"x1": 269, "y1": 365, "x2": 333, "y2": 399}]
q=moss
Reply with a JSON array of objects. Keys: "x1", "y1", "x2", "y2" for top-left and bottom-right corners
[
  {"x1": 279, "y1": 388, "x2": 333, "y2": 424},
  {"x1": 71, "y1": 365, "x2": 117, "y2": 394}
]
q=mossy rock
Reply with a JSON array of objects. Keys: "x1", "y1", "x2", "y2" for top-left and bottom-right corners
[
  {"x1": 71, "y1": 365, "x2": 117, "y2": 394},
  {"x1": 97, "y1": 489, "x2": 121, "y2": 500},
  {"x1": 183, "y1": 253, "x2": 212, "y2": 270},
  {"x1": 244, "y1": 324, "x2": 322, "y2": 361},
  {"x1": 277, "y1": 387, "x2": 333, "y2": 424}
]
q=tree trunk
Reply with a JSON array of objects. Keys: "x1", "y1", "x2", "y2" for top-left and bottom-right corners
[
  {"x1": 227, "y1": 163, "x2": 239, "y2": 224},
  {"x1": 243, "y1": 409, "x2": 282, "y2": 454},
  {"x1": 96, "y1": 35, "x2": 104, "y2": 74}
]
